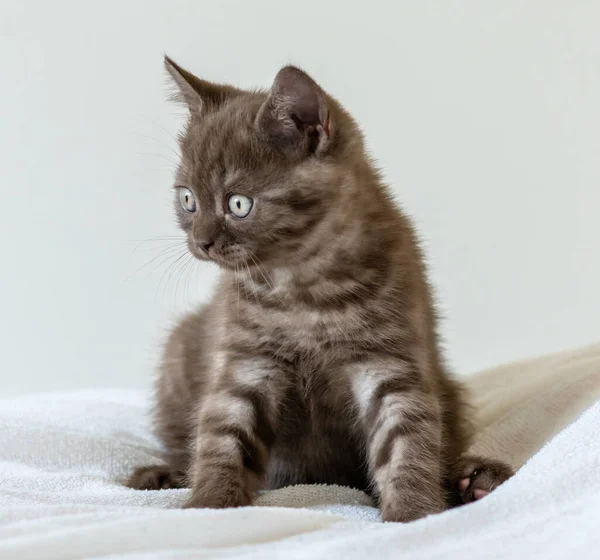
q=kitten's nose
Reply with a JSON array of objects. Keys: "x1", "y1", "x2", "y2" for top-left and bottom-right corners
[{"x1": 197, "y1": 240, "x2": 214, "y2": 254}]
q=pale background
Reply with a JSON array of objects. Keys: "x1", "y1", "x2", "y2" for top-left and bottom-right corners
[{"x1": 1, "y1": 1, "x2": 598, "y2": 397}]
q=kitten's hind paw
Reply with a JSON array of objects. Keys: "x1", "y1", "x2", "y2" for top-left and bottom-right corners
[
  {"x1": 125, "y1": 464, "x2": 185, "y2": 490},
  {"x1": 449, "y1": 455, "x2": 514, "y2": 505}
]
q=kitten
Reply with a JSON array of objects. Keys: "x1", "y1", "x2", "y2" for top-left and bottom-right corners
[{"x1": 127, "y1": 56, "x2": 514, "y2": 522}]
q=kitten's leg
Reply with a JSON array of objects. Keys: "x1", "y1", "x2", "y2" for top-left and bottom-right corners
[
  {"x1": 350, "y1": 360, "x2": 446, "y2": 522},
  {"x1": 448, "y1": 455, "x2": 514, "y2": 505},
  {"x1": 184, "y1": 356, "x2": 285, "y2": 509},
  {"x1": 127, "y1": 314, "x2": 200, "y2": 492}
]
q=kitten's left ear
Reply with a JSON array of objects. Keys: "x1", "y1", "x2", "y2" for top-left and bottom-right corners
[
  {"x1": 256, "y1": 66, "x2": 331, "y2": 157},
  {"x1": 164, "y1": 55, "x2": 241, "y2": 114}
]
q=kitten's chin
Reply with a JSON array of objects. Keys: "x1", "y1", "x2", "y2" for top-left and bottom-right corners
[
  {"x1": 189, "y1": 245, "x2": 255, "y2": 271},
  {"x1": 212, "y1": 258, "x2": 249, "y2": 272},
  {"x1": 195, "y1": 252, "x2": 248, "y2": 271}
]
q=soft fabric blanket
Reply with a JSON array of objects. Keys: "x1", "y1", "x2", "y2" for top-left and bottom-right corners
[{"x1": 1, "y1": 342, "x2": 599, "y2": 559}]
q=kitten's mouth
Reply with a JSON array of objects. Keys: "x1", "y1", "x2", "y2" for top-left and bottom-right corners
[
  {"x1": 190, "y1": 248, "x2": 211, "y2": 263},
  {"x1": 196, "y1": 247, "x2": 211, "y2": 260},
  {"x1": 189, "y1": 242, "x2": 220, "y2": 264}
]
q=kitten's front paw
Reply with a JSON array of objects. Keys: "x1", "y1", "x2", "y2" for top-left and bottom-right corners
[
  {"x1": 126, "y1": 464, "x2": 184, "y2": 490},
  {"x1": 451, "y1": 455, "x2": 514, "y2": 504},
  {"x1": 184, "y1": 478, "x2": 253, "y2": 509},
  {"x1": 380, "y1": 493, "x2": 446, "y2": 523}
]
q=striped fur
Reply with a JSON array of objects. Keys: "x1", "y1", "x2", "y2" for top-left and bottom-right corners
[{"x1": 126, "y1": 58, "x2": 514, "y2": 521}]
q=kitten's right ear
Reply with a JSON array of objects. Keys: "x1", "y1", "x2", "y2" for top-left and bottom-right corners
[
  {"x1": 164, "y1": 55, "x2": 241, "y2": 114},
  {"x1": 256, "y1": 66, "x2": 332, "y2": 157}
]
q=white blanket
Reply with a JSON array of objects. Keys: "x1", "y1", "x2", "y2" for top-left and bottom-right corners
[{"x1": 1, "y1": 342, "x2": 600, "y2": 559}]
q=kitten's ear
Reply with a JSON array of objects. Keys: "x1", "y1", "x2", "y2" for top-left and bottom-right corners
[
  {"x1": 164, "y1": 55, "x2": 241, "y2": 114},
  {"x1": 256, "y1": 66, "x2": 331, "y2": 156}
]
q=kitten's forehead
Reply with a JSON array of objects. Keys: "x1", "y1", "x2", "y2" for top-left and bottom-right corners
[
  {"x1": 183, "y1": 96, "x2": 259, "y2": 156},
  {"x1": 177, "y1": 96, "x2": 287, "y2": 193}
]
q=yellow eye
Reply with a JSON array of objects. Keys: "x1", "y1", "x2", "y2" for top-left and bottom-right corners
[
  {"x1": 228, "y1": 194, "x2": 253, "y2": 218},
  {"x1": 178, "y1": 188, "x2": 196, "y2": 213}
]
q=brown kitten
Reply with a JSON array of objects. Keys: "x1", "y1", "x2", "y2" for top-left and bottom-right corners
[{"x1": 126, "y1": 56, "x2": 514, "y2": 522}]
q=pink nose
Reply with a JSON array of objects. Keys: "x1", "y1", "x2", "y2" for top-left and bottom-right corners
[{"x1": 474, "y1": 488, "x2": 489, "y2": 500}]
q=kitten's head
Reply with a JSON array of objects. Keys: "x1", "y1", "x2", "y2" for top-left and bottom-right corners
[{"x1": 164, "y1": 56, "x2": 364, "y2": 271}]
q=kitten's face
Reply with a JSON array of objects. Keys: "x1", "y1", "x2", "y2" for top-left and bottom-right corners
[
  {"x1": 174, "y1": 101, "x2": 332, "y2": 270},
  {"x1": 165, "y1": 58, "x2": 344, "y2": 271}
]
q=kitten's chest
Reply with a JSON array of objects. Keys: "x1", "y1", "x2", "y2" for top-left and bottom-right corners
[
  {"x1": 232, "y1": 270, "x2": 383, "y2": 367},
  {"x1": 280, "y1": 357, "x2": 349, "y2": 438},
  {"x1": 252, "y1": 305, "x2": 353, "y2": 360},
  {"x1": 248, "y1": 304, "x2": 351, "y2": 411}
]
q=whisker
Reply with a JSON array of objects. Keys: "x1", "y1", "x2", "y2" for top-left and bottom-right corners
[
  {"x1": 138, "y1": 114, "x2": 180, "y2": 145},
  {"x1": 172, "y1": 254, "x2": 187, "y2": 307},
  {"x1": 183, "y1": 254, "x2": 196, "y2": 306},
  {"x1": 136, "y1": 134, "x2": 181, "y2": 160},
  {"x1": 157, "y1": 250, "x2": 190, "y2": 305},
  {"x1": 244, "y1": 262, "x2": 259, "y2": 304},
  {"x1": 146, "y1": 247, "x2": 189, "y2": 284},
  {"x1": 133, "y1": 242, "x2": 185, "y2": 254},
  {"x1": 249, "y1": 253, "x2": 274, "y2": 289},
  {"x1": 189, "y1": 256, "x2": 200, "y2": 304},
  {"x1": 130, "y1": 240, "x2": 185, "y2": 256},
  {"x1": 148, "y1": 168, "x2": 178, "y2": 174},
  {"x1": 137, "y1": 152, "x2": 180, "y2": 167},
  {"x1": 235, "y1": 265, "x2": 240, "y2": 319},
  {"x1": 156, "y1": 255, "x2": 184, "y2": 308},
  {"x1": 185, "y1": 255, "x2": 198, "y2": 306},
  {"x1": 128, "y1": 235, "x2": 186, "y2": 252},
  {"x1": 126, "y1": 244, "x2": 187, "y2": 282}
]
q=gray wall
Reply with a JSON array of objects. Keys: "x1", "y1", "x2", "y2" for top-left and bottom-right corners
[{"x1": 1, "y1": 0, "x2": 598, "y2": 396}]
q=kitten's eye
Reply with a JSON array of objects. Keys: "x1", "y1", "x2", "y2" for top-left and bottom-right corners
[
  {"x1": 178, "y1": 187, "x2": 196, "y2": 213},
  {"x1": 228, "y1": 194, "x2": 253, "y2": 218}
]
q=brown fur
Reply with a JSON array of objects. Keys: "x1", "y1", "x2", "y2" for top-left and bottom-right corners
[{"x1": 126, "y1": 57, "x2": 514, "y2": 522}]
